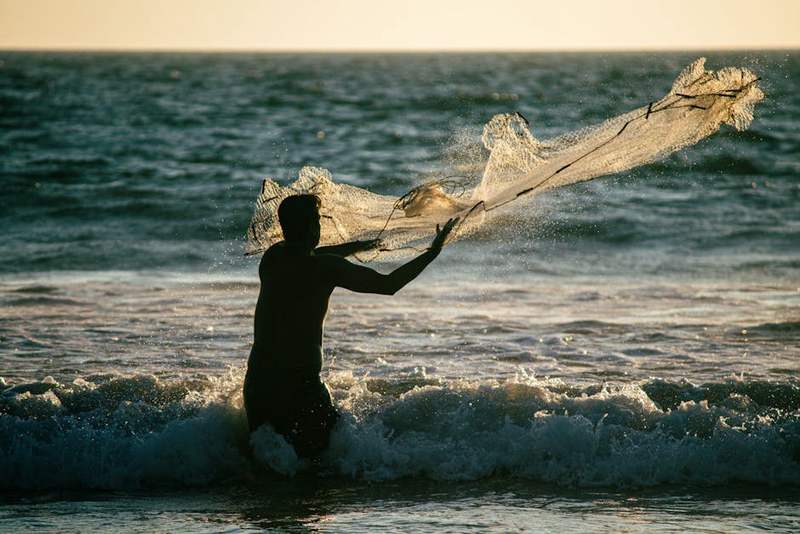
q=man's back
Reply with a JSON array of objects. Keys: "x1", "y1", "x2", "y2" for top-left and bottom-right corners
[{"x1": 253, "y1": 243, "x2": 334, "y2": 374}]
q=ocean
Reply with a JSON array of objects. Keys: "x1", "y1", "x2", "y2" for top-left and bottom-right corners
[{"x1": 1, "y1": 51, "x2": 798, "y2": 532}]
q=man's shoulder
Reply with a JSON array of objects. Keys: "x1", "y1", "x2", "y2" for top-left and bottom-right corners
[
  {"x1": 313, "y1": 251, "x2": 346, "y2": 268},
  {"x1": 313, "y1": 252, "x2": 358, "y2": 282},
  {"x1": 266, "y1": 242, "x2": 285, "y2": 255},
  {"x1": 261, "y1": 242, "x2": 285, "y2": 261},
  {"x1": 258, "y1": 242, "x2": 284, "y2": 272}
]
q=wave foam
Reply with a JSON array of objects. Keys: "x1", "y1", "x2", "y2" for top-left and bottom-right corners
[{"x1": 1, "y1": 373, "x2": 798, "y2": 490}]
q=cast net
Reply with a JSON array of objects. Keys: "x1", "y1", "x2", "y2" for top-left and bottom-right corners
[{"x1": 246, "y1": 58, "x2": 763, "y2": 261}]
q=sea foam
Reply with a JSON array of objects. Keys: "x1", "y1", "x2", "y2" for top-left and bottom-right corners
[{"x1": 1, "y1": 372, "x2": 798, "y2": 490}]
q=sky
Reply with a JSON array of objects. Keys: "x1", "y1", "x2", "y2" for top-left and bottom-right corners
[{"x1": 1, "y1": 0, "x2": 799, "y2": 51}]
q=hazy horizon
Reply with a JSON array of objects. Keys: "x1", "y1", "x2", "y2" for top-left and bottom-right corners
[
  {"x1": 2, "y1": 46, "x2": 799, "y2": 53},
  {"x1": 2, "y1": 0, "x2": 798, "y2": 52}
]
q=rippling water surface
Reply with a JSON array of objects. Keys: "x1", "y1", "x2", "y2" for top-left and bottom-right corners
[{"x1": 1, "y1": 51, "x2": 799, "y2": 532}]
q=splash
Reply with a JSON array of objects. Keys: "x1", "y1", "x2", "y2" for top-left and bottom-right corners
[
  {"x1": 2, "y1": 373, "x2": 799, "y2": 489},
  {"x1": 248, "y1": 57, "x2": 763, "y2": 260}
]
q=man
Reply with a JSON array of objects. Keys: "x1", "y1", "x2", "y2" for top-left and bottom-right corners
[{"x1": 245, "y1": 193, "x2": 457, "y2": 458}]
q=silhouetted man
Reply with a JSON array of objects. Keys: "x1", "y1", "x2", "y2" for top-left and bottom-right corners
[{"x1": 245, "y1": 194, "x2": 457, "y2": 457}]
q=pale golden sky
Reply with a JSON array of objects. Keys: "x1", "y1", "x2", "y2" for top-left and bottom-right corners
[{"x1": 1, "y1": 0, "x2": 798, "y2": 51}]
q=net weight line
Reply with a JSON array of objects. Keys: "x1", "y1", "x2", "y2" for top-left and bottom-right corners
[{"x1": 351, "y1": 75, "x2": 759, "y2": 262}]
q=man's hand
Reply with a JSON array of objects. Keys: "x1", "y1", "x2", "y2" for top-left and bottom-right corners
[
  {"x1": 430, "y1": 217, "x2": 459, "y2": 253},
  {"x1": 354, "y1": 239, "x2": 382, "y2": 251}
]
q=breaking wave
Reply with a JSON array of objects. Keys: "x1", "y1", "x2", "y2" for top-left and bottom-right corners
[{"x1": 2, "y1": 372, "x2": 798, "y2": 490}]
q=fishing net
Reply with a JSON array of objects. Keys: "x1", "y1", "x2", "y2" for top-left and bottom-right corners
[{"x1": 246, "y1": 58, "x2": 763, "y2": 261}]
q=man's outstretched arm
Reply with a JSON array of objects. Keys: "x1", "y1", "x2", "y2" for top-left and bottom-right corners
[
  {"x1": 315, "y1": 239, "x2": 380, "y2": 257},
  {"x1": 322, "y1": 218, "x2": 458, "y2": 295}
]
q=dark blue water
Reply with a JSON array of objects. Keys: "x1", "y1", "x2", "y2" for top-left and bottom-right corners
[{"x1": 2, "y1": 52, "x2": 798, "y2": 275}]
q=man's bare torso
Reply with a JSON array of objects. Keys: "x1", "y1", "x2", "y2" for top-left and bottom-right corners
[{"x1": 252, "y1": 243, "x2": 334, "y2": 375}]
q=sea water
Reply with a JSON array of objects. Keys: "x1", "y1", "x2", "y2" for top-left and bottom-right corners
[{"x1": 1, "y1": 51, "x2": 798, "y2": 532}]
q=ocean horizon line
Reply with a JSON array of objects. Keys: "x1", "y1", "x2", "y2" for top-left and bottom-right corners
[{"x1": 1, "y1": 46, "x2": 798, "y2": 55}]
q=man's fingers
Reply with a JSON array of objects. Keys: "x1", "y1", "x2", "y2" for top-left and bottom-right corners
[
  {"x1": 432, "y1": 217, "x2": 461, "y2": 250},
  {"x1": 443, "y1": 217, "x2": 458, "y2": 233}
]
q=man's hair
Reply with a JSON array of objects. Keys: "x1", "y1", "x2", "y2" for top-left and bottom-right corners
[{"x1": 278, "y1": 194, "x2": 321, "y2": 242}]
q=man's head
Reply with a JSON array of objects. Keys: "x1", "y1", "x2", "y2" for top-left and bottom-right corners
[{"x1": 278, "y1": 194, "x2": 321, "y2": 248}]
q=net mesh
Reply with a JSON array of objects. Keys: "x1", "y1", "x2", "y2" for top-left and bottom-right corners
[{"x1": 246, "y1": 58, "x2": 763, "y2": 261}]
